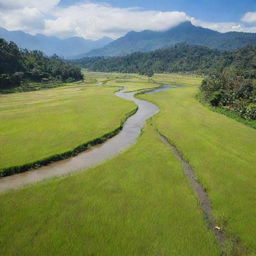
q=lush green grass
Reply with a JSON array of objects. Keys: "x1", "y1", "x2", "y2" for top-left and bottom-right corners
[
  {"x1": 212, "y1": 106, "x2": 256, "y2": 129},
  {"x1": 153, "y1": 73, "x2": 203, "y2": 86},
  {"x1": 0, "y1": 84, "x2": 135, "y2": 170},
  {"x1": 1, "y1": 71, "x2": 255, "y2": 255},
  {"x1": 202, "y1": 101, "x2": 256, "y2": 130},
  {"x1": 141, "y1": 84, "x2": 256, "y2": 254},
  {"x1": 0, "y1": 123, "x2": 220, "y2": 256},
  {"x1": 84, "y1": 71, "x2": 160, "y2": 91},
  {"x1": 106, "y1": 78, "x2": 159, "y2": 92},
  {"x1": 0, "y1": 80, "x2": 87, "y2": 94}
]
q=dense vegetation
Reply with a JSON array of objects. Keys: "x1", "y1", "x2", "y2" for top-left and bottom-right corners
[
  {"x1": 71, "y1": 44, "x2": 220, "y2": 74},
  {"x1": 201, "y1": 73, "x2": 256, "y2": 120},
  {"x1": 199, "y1": 46, "x2": 256, "y2": 120},
  {"x1": 72, "y1": 44, "x2": 256, "y2": 77},
  {"x1": 0, "y1": 38, "x2": 83, "y2": 90}
]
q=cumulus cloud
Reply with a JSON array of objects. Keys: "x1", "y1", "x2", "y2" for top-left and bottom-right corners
[
  {"x1": 0, "y1": 1, "x2": 256, "y2": 39},
  {"x1": 44, "y1": 3, "x2": 189, "y2": 39},
  {"x1": 242, "y1": 12, "x2": 256, "y2": 24},
  {"x1": 0, "y1": 7, "x2": 45, "y2": 33},
  {"x1": 0, "y1": 0, "x2": 60, "y2": 12},
  {"x1": 191, "y1": 18, "x2": 256, "y2": 33},
  {"x1": 0, "y1": 0, "x2": 60, "y2": 33}
]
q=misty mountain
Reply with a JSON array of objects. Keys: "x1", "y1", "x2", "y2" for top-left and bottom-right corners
[
  {"x1": 0, "y1": 27, "x2": 113, "y2": 58},
  {"x1": 84, "y1": 21, "x2": 256, "y2": 57}
]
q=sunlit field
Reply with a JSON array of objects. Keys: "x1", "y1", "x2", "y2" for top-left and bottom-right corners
[
  {"x1": 1, "y1": 72, "x2": 255, "y2": 255},
  {"x1": 0, "y1": 123, "x2": 220, "y2": 256},
  {"x1": 141, "y1": 79, "x2": 256, "y2": 254},
  {"x1": 0, "y1": 84, "x2": 135, "y2": 170}
]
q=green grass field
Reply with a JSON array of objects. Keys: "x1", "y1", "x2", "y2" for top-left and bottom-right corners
[
  {"x1": 1, "y1": 72, "x2": 255, "y2": 255},
  {"x1": 153, "y1": 73, "x2": 202, "y2": 86},
  {"x1": 84, "y1": 71, "x2": 160, "y2": 91},
  {"x1": 0, "y1": 84, "x2": 135, "y2": 170},
  {"x1": 0, "y1": 123, "x2": 220, "y2": 256},
  {"x1": 141, "y1": 82, "x2": 256, "y2": 254}
]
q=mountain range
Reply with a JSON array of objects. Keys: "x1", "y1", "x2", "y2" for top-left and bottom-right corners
[
  {"x1": 2, "y1": 22, "x2": 256, "y2": 59},
  {"x1": 85, "y1": 21, "x2": 256, "y2": 57},
  {"x1": 0, "y1": 27, "x2": 113, "y2": 58}
]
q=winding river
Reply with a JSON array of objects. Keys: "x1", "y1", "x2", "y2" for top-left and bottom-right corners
[{"x1": 0, "y1": 86, "x2": 170, "y2": 192}]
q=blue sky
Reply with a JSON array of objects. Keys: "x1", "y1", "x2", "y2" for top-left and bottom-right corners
[
  {"x1": 1, "y1": 0, "x2": 256, "y2": 39},
  {"x1": 59, "y1": 0, "x2": 256, "y2": 23}
]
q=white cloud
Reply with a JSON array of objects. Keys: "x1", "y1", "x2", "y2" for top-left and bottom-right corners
[
  {"x1": 0, "y1": 7, "x2": 45, "y2": 33},
  {"x1": 44, "y1": 3, "x2": 189, "y2": 39},
  {"x1": 0, "y1": 0, "x2": 60, "y2": 34},
  {"x1": 0, "y1": 0, "x2": 60, "y2": 12},
  {"x1": 191, "y1": 18, "x2": 256, "y2": 33},
  {"x1": 0, "y1": 1, "x2": 256, "y2": 39},
  {"x1": 242, "y1": 12, "x2": 256, "y2": 24}
]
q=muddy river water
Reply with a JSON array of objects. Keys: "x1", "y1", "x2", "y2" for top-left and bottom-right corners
[{"x1": 0, "y1": 86, "x2": 171, "y2": 192}]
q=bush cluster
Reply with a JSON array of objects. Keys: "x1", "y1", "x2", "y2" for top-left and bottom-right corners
[{"x1": 201, "y1": 72, "x2": 256, "y2": 120}]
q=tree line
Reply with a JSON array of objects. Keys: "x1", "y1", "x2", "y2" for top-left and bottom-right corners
[
  {"x1": 71, "y1": 44, "x2": 222, "y2": 75},
  {"x1": 72, "y1": 43, "x2": 256, "y2": 120},
  {"x1": 0, "y1": 38, "x2": 83, "y2": 90}
]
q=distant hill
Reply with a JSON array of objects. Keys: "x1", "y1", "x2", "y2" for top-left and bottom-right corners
[
  {"x1": 0, "y1": 27, "x2": 113, "y2": 58},
  {"x1": 72, "y1": 43, "x2": 256, "y2": 78},
  {"x1": 84, "y1": 21, "x2": 256, "y2": 57}
]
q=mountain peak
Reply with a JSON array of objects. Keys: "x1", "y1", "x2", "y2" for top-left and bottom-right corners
[
  {"x1": 176, "y1": 21, "x2": 194, "y2": 27},
  {"x1": 169, "y1": 21, "x2": 196, "y2": 31}
]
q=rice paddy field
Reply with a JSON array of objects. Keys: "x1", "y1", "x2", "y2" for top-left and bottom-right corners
[{"x1": 0, "y1": 72, "x2": 255, "y2": 255}]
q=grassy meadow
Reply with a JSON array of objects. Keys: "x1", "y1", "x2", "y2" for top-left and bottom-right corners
[
  {"x1": 0, "y1": 84, "x2": 135, "y2": 170},
  {"x1": 1, "y1": 71, "x2": 255, "y2": 255},
  {"x1": 85, "y1": 71, "x2": 160, "y2": 91},
  {"x1": 153, "y1": 73, "x2": 202, "y2": 86},
  {"x1": 141, "y1": 78, "x2": 256, "y2": 254},
  {"x1": 0, "y1": 123, "x2": 220, "y2": 256}
]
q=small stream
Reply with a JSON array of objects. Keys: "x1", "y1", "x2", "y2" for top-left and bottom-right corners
[{"x1": 0, "y1": 86, "x2": 171, "y2": 192}]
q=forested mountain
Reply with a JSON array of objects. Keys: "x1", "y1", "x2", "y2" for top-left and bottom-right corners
[
  {"x1": 72, "y1": 43, "x2": 256, "y2": 78},
  {"x1": 85, "y1": 22, "x2": 256, "y2": 57},
  {"x1": 0, "y1": 27, "x2": 113, "y2": 58},
  {"x1": 73, "y1": 42, "x2": 256, "y2": 120},
  {"x1": 0, "y1": 39, "x2": 83, "y2": 90}
]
